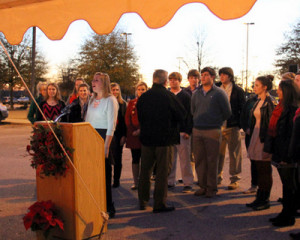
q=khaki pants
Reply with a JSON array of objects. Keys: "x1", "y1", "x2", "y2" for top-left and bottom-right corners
[
  {"x1": 193, "y1": 128, "x2": 221, "y2": 192},
  {"x1": 218, "y1": 127, "x2": 242, "y2": 183},
  {"x1": 168, "y1": 134, "x2": 194, "y2": 186},
  {"x1": 138, "y1": 145, "x2": 173, "y2": 209}
]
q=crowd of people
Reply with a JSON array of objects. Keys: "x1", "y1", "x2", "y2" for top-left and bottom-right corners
[{"x1": 27, "y1": 68, "x2": 300, "y2": 239}]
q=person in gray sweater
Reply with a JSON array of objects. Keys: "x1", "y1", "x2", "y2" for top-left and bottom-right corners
[{"x1": 191, "y1": 67, "x2": 231, "y2": 198}]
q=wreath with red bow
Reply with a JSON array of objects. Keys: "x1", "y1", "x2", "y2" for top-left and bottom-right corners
[{"x1": 27, "y1": 124, "x2": 73, "y2": 177}]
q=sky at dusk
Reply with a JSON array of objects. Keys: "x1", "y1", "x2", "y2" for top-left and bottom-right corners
[{"x1": 33, "y1": 0, "x2": 300, "y2": 87}]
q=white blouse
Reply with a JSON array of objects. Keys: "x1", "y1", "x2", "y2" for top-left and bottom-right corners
[{"x1": 85, "y1": 95, "x2": 119, "y2": 136}]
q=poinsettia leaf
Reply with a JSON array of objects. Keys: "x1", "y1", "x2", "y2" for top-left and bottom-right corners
[{"x1": 23, "y1": 213, "x2": 34, "y2": 230}]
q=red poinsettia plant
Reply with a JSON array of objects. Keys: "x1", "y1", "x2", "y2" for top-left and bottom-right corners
[
  {"x1": 27, "y1": 124, "x2": 73, "y2": 177},
  {"x1": 23, "y1": 200, "x2": 64, "y2": 237}
]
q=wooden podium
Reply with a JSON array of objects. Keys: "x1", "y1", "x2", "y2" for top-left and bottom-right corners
[{"x1": 35, "y1": 122, "x2": 107, "y2": 240}]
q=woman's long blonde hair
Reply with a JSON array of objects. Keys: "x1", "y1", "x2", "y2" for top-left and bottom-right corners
[
  {"x1": 111, "y1": 82, "x2": 125, "y2": 104},
  {"x1": 90, "y1": 72, "x2": 111, "y2": 103}
]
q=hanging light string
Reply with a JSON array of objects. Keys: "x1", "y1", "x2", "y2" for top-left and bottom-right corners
[{"x1": 0, "y1": 39, "x2": 108, "y2": 223}]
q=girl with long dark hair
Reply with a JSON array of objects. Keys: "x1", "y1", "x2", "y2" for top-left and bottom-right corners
[{"x1": 265, "y1": 79, "x2": 299, "y2": 227}]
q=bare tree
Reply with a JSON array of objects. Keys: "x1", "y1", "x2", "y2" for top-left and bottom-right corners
[
  {"x1": 183, "y1": 28, "x2": 209, "y2": 73},
  {"x1": 57, "y1": 62, "x2": 79, "y2": 102},
  {"x1": 0, "y1": 33, "x2": 47, "y2": 109},
  {"x1": 275, "y1": 20, "x2": 300, "y2": 73}
]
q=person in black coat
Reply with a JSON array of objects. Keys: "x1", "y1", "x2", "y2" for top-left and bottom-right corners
[
  {"x1": 216, "y1": 67, "x2": 246, "y2": 190},
  {"x1": 264, "y1": 79, "x2": 299, "y2": 227},
  {"x1": 289, "y1": 107, "x2": 300, "y2": 240},
  {"x1": 240, "y1": 94, "x2": 259, "y2": 193},
  {"x1": 67, "y1": 83, "x2": 90, "y2": 123},
  {"x1": 137, "y1": 69, "x2": 186, "y2": 213},
  {"x1": 245, "y1": 75, "x2": 275, "y2": 211}
]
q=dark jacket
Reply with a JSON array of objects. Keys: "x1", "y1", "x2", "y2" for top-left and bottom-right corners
[
  {"x1": 288, "y1": 112, "x2": 300, "y2": 163},
  {"x1": 264, "y1": 105, "x2": 298, "y2": 163},
  {"x1": 67, "y1": 98, "x2": 88, "y2": 123},
  {"x1": 137, "y1": 83, "x2": 186, "y2": 146},
  {"x1": 250, "y1": 95, "x2": 275, "y2": 143},
  {"x1": 27, "y1": 94, "x2": 44, "y2": 124},
  {"x1": 175, "y1": 90, "x2": 193, "y2": 135},
  {"x1": 114, "y1": 101, "x2": 127, "y2": 138},
  {"x1": 216, "y1": 81, "x2": 246, "y2": 128},
  {"x1": 240, "y1": 95, "x2": 258, "y2": 132}
]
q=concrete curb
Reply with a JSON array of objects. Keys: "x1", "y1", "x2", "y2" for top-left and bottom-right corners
[{"x1": 2, "y1": 119, "x2": 31, "y2": 125}]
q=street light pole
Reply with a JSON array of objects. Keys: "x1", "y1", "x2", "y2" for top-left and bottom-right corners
[
  {"x1": 244, "y1": 22, "x2": 254, "y2": 93},
  {"x1": 30, "y1": 27, "x2": 36, "y2": 96},
  {"x1": 121, "y1": 32, "x2": 132, "y2": 82}
]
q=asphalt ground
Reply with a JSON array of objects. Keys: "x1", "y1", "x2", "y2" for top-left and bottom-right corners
[{"x1": 0, "y1": 109, "x2": 299, "y2": 240}]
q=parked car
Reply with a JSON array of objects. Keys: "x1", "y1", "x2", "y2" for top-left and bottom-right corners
[
  {"x1": 0, "y1": 102, "x2": 9, "y2": 122},
  {"x1": 2, "y1": 96, "x2": 18, "y2": 104},
  {"x1": 17, "y1": 96, "x2": 30, "y2": 104}
]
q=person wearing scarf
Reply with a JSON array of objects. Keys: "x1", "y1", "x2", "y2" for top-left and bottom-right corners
[
  {"x1": 264, "y1": 79, "x2": 299, "y2": 227},
  {"x1": 289, "y1": 107, "x2": 300, "y2": 240}
]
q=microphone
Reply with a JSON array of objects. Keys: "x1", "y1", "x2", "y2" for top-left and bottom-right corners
[
  {"x1": 54, "y1": 101, "x2": 76, "y2": 123},
  {"x1": 61, "y1": 101, "x2": 76, "y2": 114}
]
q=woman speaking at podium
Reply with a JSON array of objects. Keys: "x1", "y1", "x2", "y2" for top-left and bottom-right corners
[{"x1": 85, "y1": 72, "x2": 119, "y2": 218}]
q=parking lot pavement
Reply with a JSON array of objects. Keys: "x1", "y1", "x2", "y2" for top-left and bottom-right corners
[
  {"x1": 0, "y1": 123, "x2": 299, "y2": 240},
  {"x1": 1, "y1": 107, "x2": 31, "y2": 125}
]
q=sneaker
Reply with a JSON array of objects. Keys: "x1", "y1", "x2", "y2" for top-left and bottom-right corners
[
  {"x1": 178, "y1": 179, "x2": 183, "y2": 183},
  {"x1": 194, "y1": 188, "x2": 206, "y2": 196},
  {"x1": 246, "y1": 198, "x2": 260, "y2": 208},
  {"x1": 182, "y1": 186, "x2": 193, "y2": 193},
  {"x1": 153, "y1": 205, "x2": 175, "y2": 213},
  {"x1": 243, "y1": 186, "x2": 258, "y2": 194},
  {"x1": 228, "y1": 182, "x2": 239, "y2": 190},
  {"x1": 252, "y1": 201, "x2": 270, "y2": 211}
]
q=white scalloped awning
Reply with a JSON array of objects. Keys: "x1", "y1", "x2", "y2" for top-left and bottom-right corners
[{"x1": 0, "y1": 0, "x2": 257, "y2": 44}]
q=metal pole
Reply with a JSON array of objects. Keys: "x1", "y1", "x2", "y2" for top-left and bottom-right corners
[
  {"x1": 244, "y1": 23, "x2": 254, "y2": 93},
  {"x1": 121, "y1": 33, "x2": 132, "y2": 81},
  {"x1": 246, "y1": 24, "x2": 249, "y2": 93},
  {"x1": 31, "y1": 27, "x2": 36, "y2": 96}
]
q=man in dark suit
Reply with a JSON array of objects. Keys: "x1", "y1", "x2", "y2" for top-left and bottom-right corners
[{"x1": 137, "y1": 69, "x2": 186, "y2": 213}]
